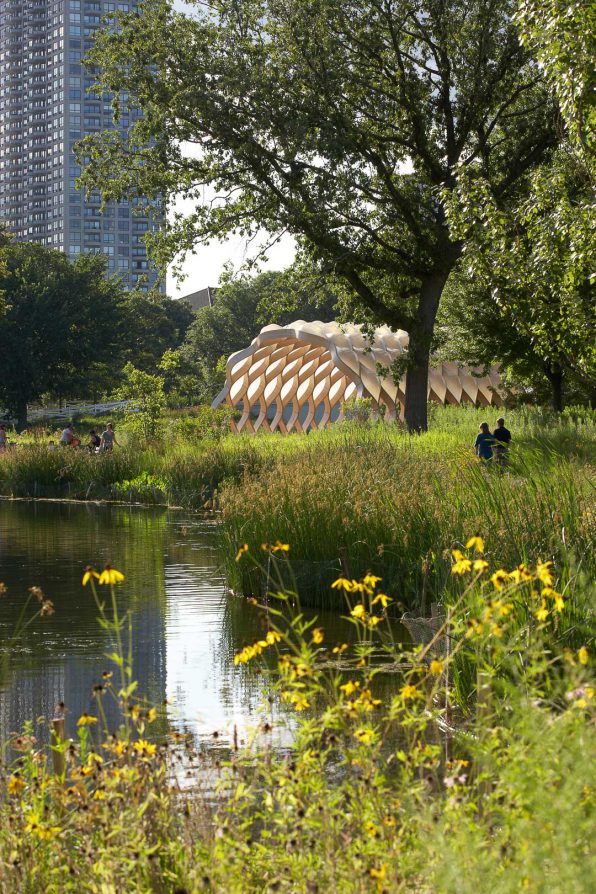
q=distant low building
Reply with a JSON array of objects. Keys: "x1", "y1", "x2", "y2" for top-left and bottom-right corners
[{"x1": 180, "y1": 286, "x2": 216, "y2": 311}]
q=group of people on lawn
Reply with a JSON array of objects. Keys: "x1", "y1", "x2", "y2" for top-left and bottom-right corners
[
  {"x1": 56, "y1": 422, "x2": 120, "y2": 452},
  {"x1": 474, "y1": 417, "x2": 512, "y2": 462}
]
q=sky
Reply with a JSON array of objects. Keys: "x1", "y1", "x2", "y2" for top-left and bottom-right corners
[{"x1": 166, "y1": 214, "x2": 296, "y2": 299}]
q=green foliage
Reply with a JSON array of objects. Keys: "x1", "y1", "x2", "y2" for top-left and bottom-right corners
[
  {"x1": 436, "y1": 265, "x2": 595, "y2": 407},
  {"x1": 515, "y1": 0, "x2": 596, "y2": 162},
  {"x1": 111, "y1": 471, "x2": 166, "y2": 503},
  {"x1": 443, "y1": 4, "x2": 596, "y2": 410},
  {"x1": 0, "y1": 245, "x2": 129, "y2": 427},
  {"x1": 0, "y1": 548, "x2": 593, "y2": 892},
  {"x1": 114, "y1": 363, "x2": 166, "y2": 442},
  {"x1": 123, "y1": 291, "x2": 194, "y2": 373},
  {"x1": 446, "y1": 153, "x2": 595, "y2": 409},
  {"x1": 78, "y1": 0, "x2": 557, "y2": 430}
]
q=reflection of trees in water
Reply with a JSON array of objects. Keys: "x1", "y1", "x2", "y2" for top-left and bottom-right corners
[{"x1": 0, "y1": 502, "x2": 174, "y2": 742}]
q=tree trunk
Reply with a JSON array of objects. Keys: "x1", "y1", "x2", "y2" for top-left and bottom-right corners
[
  {"x1": 548, "y1": 364, "x2": 564, "y2": 412},
  {"x1": 404, "y1": 273, "x2": 448, "y2": 432}
]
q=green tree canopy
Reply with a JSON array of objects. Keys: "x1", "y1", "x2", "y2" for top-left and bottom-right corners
[
  {"x1": 443, "y1": 1, "x2": 595, "y2": 410},
  {"x1": 436, "y1": 264, "x2": 594, "y2": 409},
  {"x1": 123, "y1": 291, "x2": 194, "y2": 372},
  {"x1": 79, "y1": 0, "x2": 556, "y2": 430},
  {"x1": 0, "y1": 245, "x2": 129, "y2": 428}
]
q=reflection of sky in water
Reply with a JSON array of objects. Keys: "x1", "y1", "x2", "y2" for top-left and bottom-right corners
[
  {"x1": 163, "y1": 562, "x2": 275, "y2": 746},
  {"x1": 0, "y1": 503, "x2": 283, "y2": 749},
  {"x1": 0, "y1": 502, "x2": 402, "y2": 755}
]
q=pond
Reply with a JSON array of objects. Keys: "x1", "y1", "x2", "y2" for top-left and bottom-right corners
[{"x1": 0, "y1": 501, "x2": 358, "y2": 753}]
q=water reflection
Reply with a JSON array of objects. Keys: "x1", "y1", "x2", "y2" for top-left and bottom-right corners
[
  {"x1": 0, "y1": 501, "x2": 271, "y2": 747},
  {"x1": 0, "y1": 501, "x2": 406, "y2": 755}
]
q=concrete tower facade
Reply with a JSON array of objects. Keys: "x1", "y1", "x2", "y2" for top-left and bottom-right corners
[{"x1": 0, "y1": 0, "x2": 162, "y2": 290}]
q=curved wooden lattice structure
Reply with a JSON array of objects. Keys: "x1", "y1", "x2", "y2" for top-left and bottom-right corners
[{"x1": 212, "y1": 321, "x2": 502, "y2": 433}]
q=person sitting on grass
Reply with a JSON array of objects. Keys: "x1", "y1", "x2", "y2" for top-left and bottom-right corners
[
  {"x1": 474, "y1": 421, "x2": 494, "y2": 462},
  {"x1": 59, "y1": 422, "x2": 74, "y2": 446},
  {"x1": 100, "y1": 422, "x2": 120, "y2": 452}
]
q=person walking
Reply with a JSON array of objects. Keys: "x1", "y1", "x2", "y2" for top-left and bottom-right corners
[
  {"x1": 474, "y1": 421, "x2": 494, "y2": 462},
  {"x1": 0, "y1": 424, "x2": 7, "y2": 451},
  {"x1": 493, "y1": 417, "x2": 512, "y2": 465},
  {"x1": 100, "y1": 423, "x2": 120, "y2": 452}
]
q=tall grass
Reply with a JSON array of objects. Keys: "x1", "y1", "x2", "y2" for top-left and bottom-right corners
[
  {"x1": 221, "y1": 429, "x2": 595, "y2": 608},
  {"x1": 1, "y1": 406, "x2": 594, "y2": 610}
]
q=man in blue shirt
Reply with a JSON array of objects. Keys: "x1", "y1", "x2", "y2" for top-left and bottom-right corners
[{"x1": 474, "y1": 422, "x2": 494, "y2": 461}]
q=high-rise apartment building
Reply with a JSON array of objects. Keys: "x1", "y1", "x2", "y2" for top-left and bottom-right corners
[{"x1": 0, "y1": 0, "x2": 162, "y2": 290}]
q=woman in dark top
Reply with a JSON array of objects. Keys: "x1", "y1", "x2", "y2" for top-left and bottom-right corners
[{"x1": 474, "y1": 422, "x2": 494, "y2": 461}]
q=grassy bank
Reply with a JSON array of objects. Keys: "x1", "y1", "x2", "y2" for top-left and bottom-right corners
[
  {"x1": 0, "y1": 553, "x2": 594, "y2": 893},
  {"x1": 1, "y1": 405, "x2": 594, "y2": 609}
]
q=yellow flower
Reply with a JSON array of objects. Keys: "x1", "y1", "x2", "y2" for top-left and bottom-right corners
[
  {"x1": 372, "y1": 592, "x2": 392, "y2": 608},
  {"x1": 451, "y1": 552, "x2": 472, "y2": 575},
  {"x1": 331, "y1": 577, "x2": 353, "y2": 591},
  {"x1": 98, "y1": 566, "x2": 125, "y2": 586},
  {"x1": 490, "y1": 569, "x2": 508, "y2": 590},
  {"x1": 369, "y1": 864, "x2": 387, "y2": 882},
  {"x1": 364, "y1": 821, "x2": 378, "y2": 837},
  {"x1": 363, "y1": 574, "x2": 382, "y2": 589},
  {"x1": 491, "y1": 623, "x2": 504, "y2": 638},
  {"x1": 350, "y1": 603, "x2": 366, "y2": 619},
  {"x1": 509, "y1": 564, "x2": 532, "y2": 583},
  {"x1": 430, "y1": 659, "x2": 444, "y2": 675},
  {"x1": 311, "y1": 628, "x2": 324, "y2": 644},
  {"x1": 7, "y1": 775, "x2": 25, "y2": 795},
  {"x1": 354, "y1": 727, "x2": 375, "y2": 745},
  {"x1": 534, "y1": 602, "x2": 549, "y2": 622},
  {"x1": 535, "y1": 560, "x2": 554, "y2": 587},
  {"x1": 147, "y1": 707, "x2": 157, "y2": 723},
  {"x1": 261, "y1": 541, "x2": 290, "y2": 553},
  {"x1": 553, "y1": 594, "x2": 565, "y2": 613},
  {"x1": 133, "y1": 739, "x2": 157, "y2": 756},
  {"x1": 77, "y1": 713, "x2": 98, "y2": 727},
  {"x1": 399, "y1": 683, "x2": 418, "y2": 700},
  {"x1": 473, "y1": 559, "x2": 489, "y2": 573},
  {"x1": 265, "y1": 629, "x2": 282, "y2": 645},
  {"x1": 578, "y1": 647, "x2": 589, "y2": 665},
  {"x1": 340, "y1": 680, "x2": 360, "y2": 696},
  {"x1": 92, "y1": 789, "x2": 106, "y2": 800},
  {"x1": 82, "y1": 567, "x2": 100, "y2": 586},
  {"x1": 111, "y1": 740, "x2": 128, "y2": 756},
  {"x1": 235, "y1": 543, "x2": 249, "y2": 562},
  {"x1": 466, "y1": 536, "x2": 485, "y2": 553},
  {"x1": 332, "y1": 643, "x2": 348, "y2": 654},
  {"x1": 24, "y1": 813, "x2": 60, "y2": 839},
  {"x1": 350, "y1": 580, "x2": 374, "y2": 595},
  {"x1": 367, "y1": 615, "x2": 382, "y2": 627}
]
